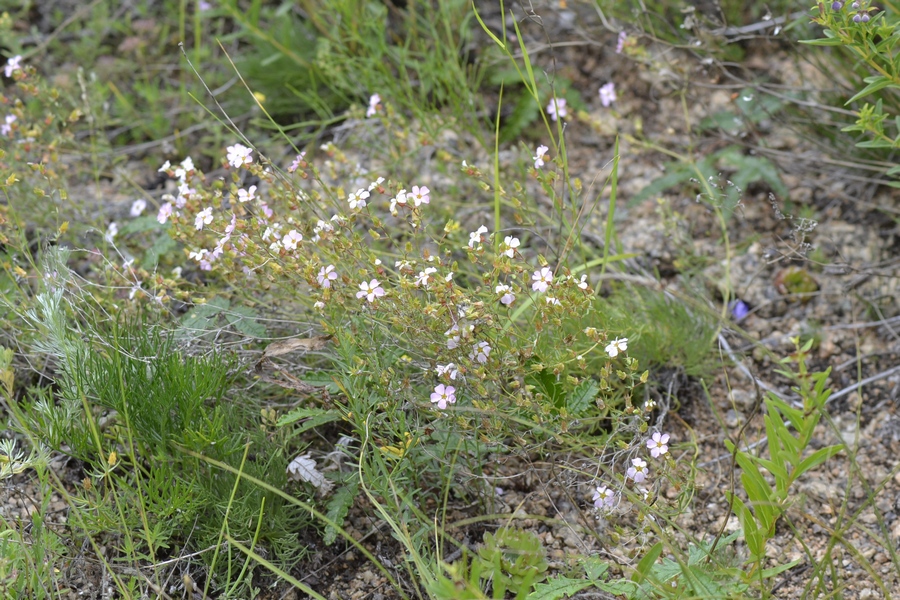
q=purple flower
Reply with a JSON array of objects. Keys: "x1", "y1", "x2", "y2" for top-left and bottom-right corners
[
  {"x1": 599, "y1": 82, "x2": 616, "y2": 108},
  {"x1": 729, "y1": 299, "x2": 750, "y2": 322},
  {"x1": 430, "y1": 384, "x2": 457, "y2": 409},
  {"x1": 615, "y1": 31, "x2": 627, "y2": 54}
]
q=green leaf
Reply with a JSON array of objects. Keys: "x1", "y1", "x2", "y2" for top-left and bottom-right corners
[
  {"x1": 526, "y1": 577, "x2": 593, "y2": 600},
  {"x1": 632, "y1": 542, "x2": 663, "y2": 582},
  {"x1": 567, "y1": 379, "x2": 599, "y2": 416},
  {"x1": 120, "y1": 215, "x2": 166, "y2": 235},
  {"x1": 761, "y1": 558, "x2": 802, "y2": 579},
  {"x1": 180, "y1": 297, "x2": 230, "y2": 332},
  {"x1": 628, "y1": 162, "x2": 695, "y2": 206},
  {"x1": 796, "y1": 444, "x2": 844, "y2": 477},
  {"x1": 224, "y1": 305, "x2": 268, "y2": 338},
  {"x1": 597, "y1": 580, "x2": 639, "y2": 595},
  {"x1": 277, "y1": 406, "x2": 341, "y2": 428},
  {"x1": 847, "y1": 76, "x2": 893, "y2": 105},
  {"x1": 799, "y1": 37, "x2": 845, "y2": 46},
  {"x1": 141, "y1": 233, "x2": 177, "y2": 269}
]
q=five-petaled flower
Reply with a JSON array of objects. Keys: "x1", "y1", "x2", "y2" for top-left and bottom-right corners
[
  {"x1": 531, "y1": 267, "x2": 554, "y2": 292},
  {"x1": 626, "y1": 457, "x2": 648, "y2": 483},
  {"x1": 468, "y1": 225, "x2": 488, "y2": 249},
  {"x1": 356, "y1": 279, "x2": 385, "y2": 303},
  {"x1": 348, "y1": 189, "x2": 370, "y2": 210},
  {"x1": 593, "y1": 485, "x2": 616, "y2": 510},
  {"x1": 317, "y1": 265, "x2": 338, "y2": 288},
  {"x1": 410, "y1": 185, "x2": 430, "y2": 206},
  {"x1": 647, "y1": 432, "x2": 670, "y2": 458},
  {"x1": 546, "y1": 98, "x2": 567, "y2": 121},
  {"x1": 501, "y1": 236, "x2": 520, "y2": 258},
  {"x1": 226, "y1": 144, "x2": 253, "y2": 169},
  {"x1": 195, "y1": 207, "x2": 214, "y2": 230},
  {"x1": 495, "y1": 284, "x2": 515, "y2": 306},
  {"x1": 533, "y1": 145, "x2": 549, "y2": 168},
  {"x1": 605, "y1": 337, "x2": 628, "y2": 358},
  {"x1": 237, "y1": 185, "x2": 257, "y2": 203},
  {"x1": 415, "y1": 267, "x2": 437, "y2": 287},
  {"x1": 599, "y1": 82, "x2": 617, "y2": 108},
  {"x1": 470, "y1": 341, "x2": 491, "y2": 364},
  {"x1": 282, "y1": 229, "x2": 303, "y2": 250},
  {"x1": 430, "y1": 384, "x2": 457, "y2": 409}
]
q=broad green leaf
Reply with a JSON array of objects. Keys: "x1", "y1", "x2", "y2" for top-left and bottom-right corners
[
  {"x1": 526, "y1": 577, "x2": 593, "y2": 600},
  {"x1": 847, "y1": 76, "x2": 893, "y2": 105},
  {"x1": 180, "y1": 297, "x2": 230, "y2": 331},
  {"x1": 225, "y1": 305, "x2": 267, "y2": 338},
  {"x1": 762, "y1": 558, "x2": 802, "y2": 579},
  {"x1": 277, "y1": 406, "x2": 340, "y2": 427},
  {"x1": 796, "y1": 444, "x2": 844, "y2": 476},
  {"x1": 632, "y1": 542, "x2": 663, "y2": 582}
]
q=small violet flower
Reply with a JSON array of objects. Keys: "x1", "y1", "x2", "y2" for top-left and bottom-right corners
[
  {"x1": 605, "y1": 337, "x2": 628, "y2": 358},
  {"x1": 157, "y1": 202, "x2": 173, "y2": 224},
  {"x1": 599, "y1": 82, "x2": 616, "y2": 108},
  {"x1": 546, "y1": 98, "x2": 567, "y2": 121},
  {"x1": 647, "y1": 432, "x2": 670, "y2": 458},
  {"x1": 356, "y1": 279, "x2": 385, "y2": 303},
  {"x1": 288, "y1": 152, "x2": 306, "y2": 173},
  {"x1": 430, "y1": 384, "x2": 456, "y2": 410},
  {"x1": 531, "y1": 267, "x2": 553, "y2": 292},
  {"x1": 729, "y1": 299, "x2": 750, "y2": 321},
  {"x1": 626, "y1": 457, "x2": 648, "y2": 483},
  {"x1": 533, "y1": 145, "x2": 549, "y2": 168},
  {"x1": 226, "y1": 143, "x2": 253, "y2": 169}
]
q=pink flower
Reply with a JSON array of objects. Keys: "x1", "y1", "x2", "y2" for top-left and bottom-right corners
[
  {"x1": 226, "y1": 143, "x2": 253, "y2": 169},
  {"x1": 430, "y1": 384, "x2": 456, "y2": 409},
  {"x1": 282, "y1": 229, "x2": 303, "y2": 250},
  {"x1": 593, "y1": 485, "x2": 616, "y2": 510},
  {"x1": 157, "y1": 202, "x2": 173, "y2": 224},
  {"x1": 317, "y1": 265, "x2": 338, "y2": 288},
  {"x1": 356, "y1": 279, "x2": 385, "y2": 303},
  {"x1": 599, "y1": 82, "x2": 616, "y2": 108},
  {"x1": 288, "y1": 152, "x2": 306, "y2": 173},
  {"x1": 615, "y1": 31, "x2": 627, "y2": 54},
  {"x1": 531, "y1": 267, "x2": 553, "y2": 292},
  {"x1": 647, "y1": 432, "x2": 670, "y2": 458},
  {"x1": 366, "y1": 93, "x2": 381, "y2": 117},
  {"x1": 410, "y1": 185, "x2": 430, "y2": 207},
  {"x1": 546, "y1": 98, "x2": 567, "y2": 121},
  {"x1": 626, "y1": 457, "x2": 648, "y2": 483},
  {"x1": 1, "y1": 114, "x2": 16, "y2": 136},
  {"x1": 533, "y1": 145, "x2": 549, "y2": 168},
  {"x1": 237, "y1": 185, "x2": 257, "y2": 203}
]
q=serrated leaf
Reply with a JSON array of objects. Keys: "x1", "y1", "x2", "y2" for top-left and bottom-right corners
[
  {"x1": 324, "y1": 474, "x2": 358, "y2": 545},
  {"x1": 567, "y1": 379, "x2": 599, "y2": 415},
  {"x1": 277, "y1": 406, "x2": 340, "y2": 427},
  {"x1": 526, "y1": 577, "x2": 593, "y2": 600},
  {"x1": 180, "y1": 297, "x2": 230, "y2": 331},
  {"x1": 225, "y1": 305, "x2": 267, "y2": 338}
]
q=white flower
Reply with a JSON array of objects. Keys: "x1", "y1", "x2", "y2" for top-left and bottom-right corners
[
  {"x1": 599, "y1": 82, "x2": 617, "y2": 108},
  {"x1": 317, "y1": 265, "x2": 338, "y2": 288},
  {"x1": 495, "y1": 284, "x2": 515, "y2": 306},
  {"x1": 237, "y1": 185, "x2": 257, "y2": 203},
  {"x1": 533, "y1": 145, "x2": 549, "y2": 168},
  {"x1": 468, "y1": 225, "x2": 488, "y2": 249},
  {"x1": 129, "y1": 199, "x2": 147, "y2": 217},
  {"x1": 501, "y1": 236, "x2": 520, "y2": 258},
  {"x1": 531, "y1": 267, "x2": 553, "y2": 292},
  {"x1": 368, "y1": 176, "x2": 385, "y2": 191},
  {"x1": 470, "y1": 341, "x2": 491, "y2": 364},
  {"x1": 435, "y1": 363, "x2": 459, "y2": 380},
  {"x1": 4, "y1": 55, "x2": 23, "y2": 78},
  {"x1": 157, "y1": 202, "x2": 173, "y2": 224},
  {"x1": 366, "y1": 93, "x2": 381, "y2": 117},
  {"x1": 592, "y1": 485, "x2": 617, "y2": 510},
  {"x1": 576, "y1": 274, "x2": 589, "y2": 290},
  {"x1": 545, "y1": 296, "x2": 561, "y2": 306},
  {"x1": 195, "y1": 207, "x2": 214, "y2": 230},
  {"x1": 647, "y1": 432, "x2": 670, "y2": 458},
  {"x1": 104, "y1": 222, "x2": 118, "y2": 243},
  {"x1": 348, "y1": 188, "x2": 370, "y2": 210},
  {"x1": 416, "y1": 267, "x2": 437, "y2": 287},
  {"x1": 546, "y1": 97, "x2": 567, "y2": 121},
  {"x1": 356, "y1": 279, "x2": 385, "y2": 303},
  {"x1": 605, "y1": 337, "x2": 628, "y2": 358},
  {"x1": 626, "y1": 457, "x2": 648, "y2": 483},
  {"x1": 158, "y1": 160, "x2": 171, "y2": 173},
  {"x1": 226, "y1": 143, "x2": 253, "y2": 169}
]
